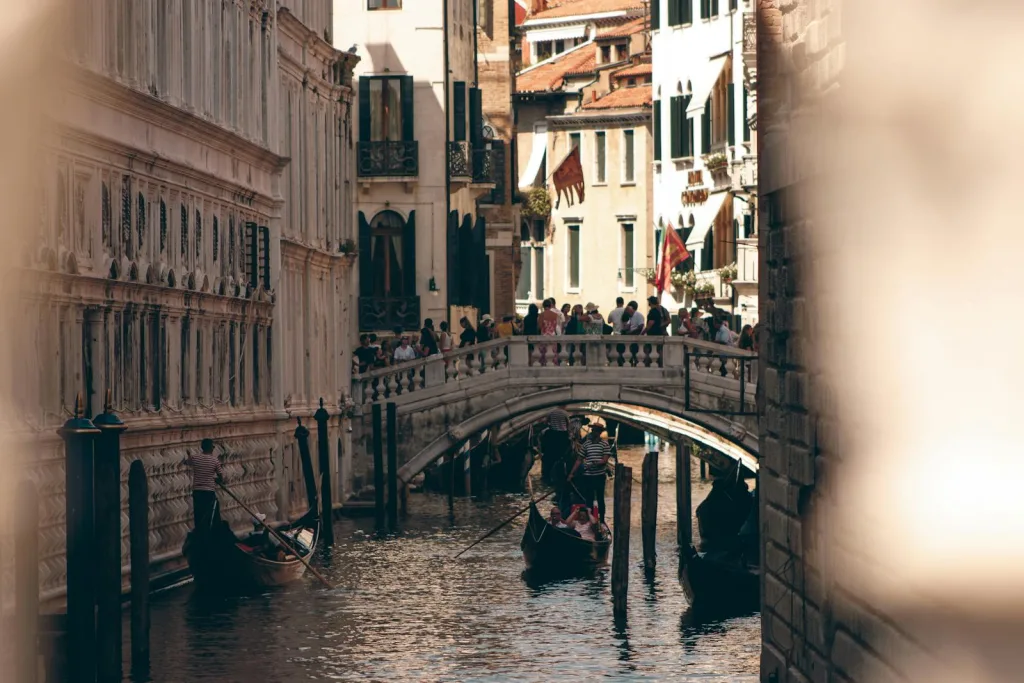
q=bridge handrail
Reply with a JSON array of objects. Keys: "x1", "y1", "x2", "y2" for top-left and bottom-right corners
[{"x1": 353, "y1": 335, "x2": 512, "y2": 382}]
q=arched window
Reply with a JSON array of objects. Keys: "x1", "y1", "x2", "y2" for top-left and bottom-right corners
[
  {"x1": 701, "y1": 224, "x2": 714, "y2": 271},
  {"x1": 370, "y1": 210, "x2": 406, "y2": 297}
]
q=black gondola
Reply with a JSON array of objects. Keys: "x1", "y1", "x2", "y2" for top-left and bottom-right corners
[
  {"x1": 680, "y1": 545, "x2": 760, "y2": 611},
  {"x1": 520, "y1": 502, "x2": 611, "y2": 577}
]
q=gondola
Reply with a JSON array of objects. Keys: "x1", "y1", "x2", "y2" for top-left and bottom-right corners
[
  {"x1": 680, "y1": 544, "x2": 760, "y2": 612},
  {"x1": 520, "y1": 502, "x2": 611, "y2": 577},
  {"x1": 184, "y1": 507, "x2": 321, "y2": 592}
]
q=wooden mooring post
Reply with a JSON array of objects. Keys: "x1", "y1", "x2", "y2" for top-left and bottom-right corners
[
  {"x1": 93, "y1": 393, "x2": 126, "y2": 683},
  {"x1": 612, "y1": 462, "x2": 633, "y2": 616},
  {"x1": 128, "y1": 460, "x2": 150, "y2": 681},
  {"x1": 372, "y1": 403, "x2": 385, "y2": 531},
  {"x1": 16, "y1": 480, "x2": 39, "y2": 683},
  {"x1": 386, "y1": 402, "x2": 398, "y2": 530},
  {"x1": 675, "y1": 440, "x2": 693, "y2": 568},
  {"x1": 641, "y1": 451, "x2": 658, "y2": 573},
  {"x1": 314, "y1": 398, "x2": 335, "y2": 545}
]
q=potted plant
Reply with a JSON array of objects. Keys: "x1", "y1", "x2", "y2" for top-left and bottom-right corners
[
  {"x1": 339, "y1": 238, "x2": 358, "y2": 263},
  {"x1": 704, "y1": 152, "x2": 729, "y2": 173},
  {"x1": 720, "y1": 262, "x2": 738, "y2": 283},
  {"x1": 521, "y1": 186, "x2": 552, "y2": 220},
  {"x1": 694, "y1": 281, "x2": 716, "y2": 301},
  {"x1": 671, "y1": 269, "x2": 697, "y2": 295}
]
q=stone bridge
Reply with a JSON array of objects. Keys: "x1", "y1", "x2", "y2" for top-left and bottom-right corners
[{"x1": 350, "y1": 335, "x2": 759, "y2": 485}]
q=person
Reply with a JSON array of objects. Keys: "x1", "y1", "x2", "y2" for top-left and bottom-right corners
[
  {"x1": 558, "y1": 302, "x2": 570, "y2": 334},
  {"x1": 377, "y1": 340, "x2": 393, "y2": 367},
  {"x1": 678, "y1": 309, "x2": 699, "y2": 339},
  {"x1": 690, "y1": 308, "x2": 708, "y2": 340},
  {"x1": 752, "y1": 322, "x2": 761, "y2": 354},
  {"x1": 738, "y1": 324, "x2": 754, "y2": 351},
  {"x1": 714, "y1": 317, "x2": 734, "y2": 346},
  {"x1": 564, "y1": 304, "x2": 585, "y2": 335},
  {"x1": 477, "y1": 314, "x2": 494, "y2": 342},
  {"x1": 582, "y1": 303, "x2": 604, "y2": 334},
  {"x1": 438, "y1": 321, "x2": 454, "y2": 353},
  {"x1": 550, "y1": 506, "x2": 581, "y2": 537},
  {"x1": 643, "y1": 295, "x2": 670, "y2": 336},
  {"x1": 522, "y1": 303, "x2": 540, "y2": 335},
  {"x1": 621, "y1": 301, "x2": 645, "y2": 335},
  {"x1": 458, "y1": 317, "x2": 477, "y2": 347},
  {"x1": 420, "y1": 319, "x2": 440, "y2": 357},
  {"x1": 186, "y1": 438, "x2": 225, "y2": 535},
  {"x1": 538, "y1": 299, "x2": 560, "y2": 364},
  {"x1": 567, "y1": 505, "x2": 598, "y2": 541},
  {"x1": 393, "y1": 334, "x2": 418, "y2": 362},
  {"x1": 354, "y1": 334, "x2": 378, "y2": 373},
  {"x1": 608, "y1": 297, "x2": 625, "y2": 334},
  {"x1": 541, "y1": 405, "x2": 570, "y2": 483},
  {"x1": 570, "y1": 424, "x2": 611, "y2": 522},
  {"x1": 495, "y1": 315, "x2": 515, "y2": 338}
]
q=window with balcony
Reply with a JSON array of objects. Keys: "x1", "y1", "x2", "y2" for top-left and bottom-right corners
[
  {"x1": 517, "y1": 221, "x2": 546, "y2": 302},
  {"x1": 358, "y1": 209, "x2": 420, "y2": 331},
  {"x1": 369, "y1": 211, "x2": 407, "y2": 297},
  {"x1": 595, "y1": 131, "x2": 607, "y2": 184},
  {"x1": 368, "y1": 0, "x2": 402, "y2": 9},
  {"x1": 621, "y1": 223, "x2": 635, "y2": 288},
  {"x1": 622, "y1": 129, "x2": 635, "y2": 183},
  {"x1": 567, "y1": 224, "x2": 581, "y2": 289},
  {"x1": 358, "y1": 76, "x2": 417, "y2": 176},
  {"x1": 668, "y1": 0, "x2": 693, "y2": 26}
]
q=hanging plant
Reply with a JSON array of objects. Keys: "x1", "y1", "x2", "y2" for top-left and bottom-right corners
[
  {"x1": 339, "y1": 238, "x2": 358, "y2": 255},
  {"x1": 521, "y1": 186, "x2": 552, "y2": 220},
  {"x1": 704, "y1": 152, "x2": 729, "y2": 172},
  {"x1": 671, "y1": 269, "x2": 697, "y2": 293},
  {"x1": 694, "y1": 281, "x2": 716, "y2": 300},
  {"x1": 719, "y1": 262, "x2": 738, "y2": 282}
]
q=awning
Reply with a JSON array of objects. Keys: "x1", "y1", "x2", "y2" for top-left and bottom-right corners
[
  {"x1": 525, "y1": 24, "x2": 588, "y2": 43},
  {"x1": 686, "y1": 55, "x2": 729, "y2": 116},
  {"x1": 684, "y1": 190, "x2": 730, "y2": 250},
  {"x1": 518, "y1": 125, "x2": 548, "y2": 190}
]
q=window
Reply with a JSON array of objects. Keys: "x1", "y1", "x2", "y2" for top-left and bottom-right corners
[
  {"x1": 567, "y1": 225, "x2": 581, "y2": 289},
  {"x1": 730, "y1": 0, "x2": 738, "y2": 10},
  {"x1": 517, "y1": 221, "x2": 545, "y2": 301},
  {"x1": 555, "y1": 39, "x2": 565, "y2": 54},
  {"x1": 369, "y1": 210, "x2": 406, "y2": 296},
  {"x1": 569, "y1": 132, "x2": 581, "y2": 151},
  {"x1": 701, "y1": 98, "x2": 712, "y2": 154},
  {"x1": 595, "y1": 132, "x2": 607, "y2": 183},
  {"x1": 700, "y1": 0, "x2": 718, "y2": 20},
  {"x1": 653, "y1": 101, "x2": 662, "y2": 161},
  {"x1": 622, "y1": 130, "x2": 635, "y2": 183},
  {"x1": 536, "y1": 41, "x2": 553, "y2": 61},
  {"x1": 668, "y1": 0, "x2": 693, "y2": 26},
  {"x1": 477, "y1": 0, "x2": 493, "y2": 33},
  {"x1": 727, "y1": 83, "x2": 736, "y2": 146},
  {"x1": 743, "y1": 86, "x2": 751, "y2": 142},
  {"x1": 621, "y1": 224, "x2": 635, "y2": 288},
  {"x1": 359, "y1": 76, "x2": 414, "y2": 142},
  {"x1": 368, "y1": 0, "x2": 402, "y2": 8},
  {"x1": 601, "y1": 45, "x2": 611, "y2": 64},
  {"x1": 651, "y1": 0, "x2": 660, "y2": 30},
  {"x1": 670, "y1": 95, "x2": 693, "y2": 158},
  {"x1": 453, "y1": 81, "x2": 467, "y2": 141}
]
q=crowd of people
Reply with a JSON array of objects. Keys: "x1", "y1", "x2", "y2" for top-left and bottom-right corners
[{"x1": 352, "y1": 296, "x2": 759, "y2": 374}]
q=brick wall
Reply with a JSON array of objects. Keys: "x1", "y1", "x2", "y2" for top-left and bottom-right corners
[{"x1": 756, "y1": 1, "x2": 942, "y2": 682}]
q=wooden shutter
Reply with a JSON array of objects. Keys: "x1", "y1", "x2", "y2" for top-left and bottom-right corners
[
  {"x1": 701, "y1": 99, "x2": 712, "y2": 154},
  {"x1": 459, "y1": 214, "x2": 475, "y2": 306},
  {"x1": 259, "y1": 225, "x2": 270, "y2": 290},
  {"x1": 358, "y1": 78, "x2": 371, "y2": 142},
  {"x1": 358, "y1": 211, "x2": 372, "y2": 296},
  {"x1": 402, "y1": 211, "x2": 417, "y2": 296},
  {"x1": 453, "y1": 81, "x2": 467, "y2": 142},
  {"x1": 727, "y1": 84, "x2": 736, "y2": 146},
  {"x1": 651, "y1": 0, "x2": 660, "y2": 29},
  {"x1": 469, "y1": 87, "x2": 482, "y2": 147},
  {"x1": 683, "y1": 0, "x2": 693, "y2": 23},
  {"x1": 447, "y1": 211, "x2": 460, "y2": 305},
  {"x1": 245, "y1": 221, "x2": 258, "y2": 290},
  {"x1": 712, "y1": 0, "x2": 719, "y2": 17},
  {"x1": 681, "y1": 95, "x2": 692, "y2": 156},
  {"x1": 670, "y1": 96, "x2": 682, "y2": 158},
  {"x1": 400, "y1": 75, "x2": 415, "y2": 141},
  {"x1": 474, "y1": 217, "x2": 490, "y2": 314},
  {"x1": 666, "y1": 0, "x2": 676, "y2": 26},
  {"x1": 653, "y1": 100, "x2": 662, "y2": 161},
  {"x1": 743, "y1": 86, "x2": 750, "y2": 142}
]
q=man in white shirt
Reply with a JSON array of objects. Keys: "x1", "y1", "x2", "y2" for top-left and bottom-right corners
[
  {"x1": 715, "y1": 318, "x2": 736, "y2": 346},
  {"x1": 608, "y1": 297, "x2": 625, "y2": 334},
  {"x1": 622, "y1": 301, "x2": 645, "y2": 335},
  {"x1": 393, "y1": 335, "x2": 418, "y2": 362}
]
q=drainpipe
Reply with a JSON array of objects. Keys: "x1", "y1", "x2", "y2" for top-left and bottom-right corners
[{"x1": 443, "y1": 0, "x2": 451, "y2": 317}]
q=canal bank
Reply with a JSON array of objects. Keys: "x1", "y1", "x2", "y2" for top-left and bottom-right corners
[{"x1": 129, "y1": 445, "x2": 759, "y2": 682}]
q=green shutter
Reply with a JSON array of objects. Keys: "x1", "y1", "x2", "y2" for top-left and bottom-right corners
[
  {"x1": 447, "y1": 211, "x2": 460, "y2": 305},
  {"x1": 683, "y1": 0, "x2": 692, "y2": 23},
  {"x1": 358, "y1": 212, "x2": 372, "y2": 295},
  {"x1": 701, "y1": 98, "x2": 712, "y2": 154},
  {"x1": 652, "y1": 0, "x2": 661, "y2": 29},
  {"x1": 358, "y1": 78, "x2": 371, "y2": 142},
  {"x1": 469, "y1": 87, "x2": 482, "y2": 146},
  {"x1": 403, "y1": 211, "x2": 417, "y2": 296},
  {"x1": 669, "y1": 96, "x2": 681, "y2": 158},
  {"x1": 401, "y1": 76, "x2": 415, "y2": 141},
  {"x1": 681, "y1": 95, "x2": 692, "y2": 157},
  {"x1": 667, "y1": 0, "x2": 677, "y2": 25},
  {"x1": 687, "y1": 118, "x2": 695, "y2": 157},
  {"x1": 653, "y1": 100, "x2": 662, "y2": 161},
  {"x1": 743, "y1": 86, "x2": 750, "y2": 142},
  {"x1": 712, "y1": 0, "x2": 719, "y2": 17},
  {"x1": 727, "y1": 84, "x2": 736, "y2": 146},
  {"x1": 453, "y1": 81, "x2": 467, "y2": 142}
]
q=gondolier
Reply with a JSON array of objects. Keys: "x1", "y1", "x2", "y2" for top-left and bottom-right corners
[
  {"x1": 540, "y1": 405, "x2": 570, "y2": 482},
  {"x1": 569, "y1": 424, "x2": 611, "y2": 523},
  {"x1": 186, "y1": 438, "x2": 225, "y2": 535}
]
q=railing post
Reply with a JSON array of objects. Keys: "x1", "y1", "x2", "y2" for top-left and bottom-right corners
[
  {"x1": 386, "y1": 402, "x2": 398, "y2": 530},
  {"x1": 128, "y1": 460, "x2": 150, "y2": 681},
  {"x1": 294, "y1": 418, "x2": 318, "y2": 513},
  {"x1": 612, "y1": 462, "x2": 632, "y2": 617},
  {"x1": 641, "y1": 451, "x2": 658, "y2": 574},
  {"x1": 57, "y1": 394, "x2": 99, "y2": 683},
  {"x1": 314, "y1": 398, "x2": 334, "y2": 545},
  {"x1": 676, "y1": 439, "x2": 693, "y2": 573},
  {"x1": 508, "y1": 338, "x2": 529, "y2": 368},
  {"x1": 372, "y1": 403, "x2": 385, "y2": 532},
  {"x1": 93, "y1": 392, "x2": 127, "y2": 683},
  {"x1": 16, "y1": 479, "x2": 39, "y2": 683}
]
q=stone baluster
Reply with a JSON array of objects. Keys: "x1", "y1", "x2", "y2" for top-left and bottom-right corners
[
  {"x1": 445, "y1": 356, "x2": 458, "y2": 382},
  {"x1": 530, "y1": 342, "x2": 542, "y2": 367},
  {"x1": 649, "y1": 343, "x2": 661, "y2": 369},
  {"x1": 387, "y1": 372, "x2": 399, "y2": 397},
  {"x1": 465, "y1": 350, "x2": 478, "y2": 378},
  {"x1": 557, "y1": 343, "x2": 570, "y2": 367},
  {"x1": 605, "y1": 342, "x2": 616, "y2": 367}
]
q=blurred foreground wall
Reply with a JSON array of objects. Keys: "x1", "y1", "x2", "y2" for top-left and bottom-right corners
[{"x1": 757, "y1": 0, "x2": 1024, "y2": 681}]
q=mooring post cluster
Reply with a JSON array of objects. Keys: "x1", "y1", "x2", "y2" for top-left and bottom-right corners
[{"x1": 371, "y1": 401, "x2": 401, "y2": 532}]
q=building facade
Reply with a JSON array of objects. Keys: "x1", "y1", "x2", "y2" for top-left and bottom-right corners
[
  {"x1": 650, "y1": 0, "x2": 758, "y2": 329},
  {"x1": 1, "y1": 0, "x2": 358, "y2": 599},
  {"x1": 514, "y1": 2, "x2": 654, "y2": 313},
  {"x1": 340, "y1": 0, "x2": 503, "y2": 336}
]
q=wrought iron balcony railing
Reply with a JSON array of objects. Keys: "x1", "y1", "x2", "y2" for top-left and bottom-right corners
[
  {"x1": 448, "y1": 141, "x2": 470, "y2": 179},
  {"x1": 358, "y1": 295, "x2": 422, "y2": 332},
  {"x1": 472, "y1": 146, "x2": 497, "y2": 184},
  {"x1": 357, "y1": 140, "x2": 419, "y2": 178}
]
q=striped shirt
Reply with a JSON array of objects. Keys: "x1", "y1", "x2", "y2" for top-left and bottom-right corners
[
  {"x1": 547, "y1": 408, "x2": 569, "y2": 432},
  {"x1": 581, "y1": 438, "x2": 610, "y2": 476},
  {"x1": 186, "y1": 452, "x2": 224, "y2": 492}
]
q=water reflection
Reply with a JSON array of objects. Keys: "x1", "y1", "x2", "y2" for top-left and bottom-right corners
[{"x1": 132, "y1": 446, "x2": 759, "y2": 681}]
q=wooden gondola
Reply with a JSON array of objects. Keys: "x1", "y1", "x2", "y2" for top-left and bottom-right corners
[
  {"x1": 520, "y1": 502, "x2": 611, "y2": 577},
  {"x1": 184, "y1": 507, "x2": 321, "y2": 592},
  {"x1": 680, "y1": 544, "x2": 759, "y2": 612}
]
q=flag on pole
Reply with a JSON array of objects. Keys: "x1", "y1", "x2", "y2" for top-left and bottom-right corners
[
  {"x1": 654, "y1": 223, "x2": 691, "y2": 296},
  {"x1": 550, "y1": 146, "x2": 585, "y2": 209}
]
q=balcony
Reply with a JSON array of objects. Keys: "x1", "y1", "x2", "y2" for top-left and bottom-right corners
[
  {"x1": 472, "y1": 146, "x2": 498, "y2": 185},
  {"x1": 448, "y1": 141, "x2": 471, "y2": 180},
  {"x1": 732, "y1": 155, "x2": 758, "y2": 191},
  {"x1": 359, "y1": 295, "x2": 422, "y2": 332},
  {"x1": 357, "y1": 141, "x2": 419, "y2": 178}
]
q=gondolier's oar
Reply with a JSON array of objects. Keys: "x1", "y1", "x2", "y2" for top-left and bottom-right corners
[
  {"x1": 454, "y1": 489, "x2": 555, "y2": 559},
  {"x1": 217, "y1": 483, "x2": 334, "y2": 590}
]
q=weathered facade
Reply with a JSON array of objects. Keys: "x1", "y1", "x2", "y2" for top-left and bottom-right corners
[{"x1": 0, "y1": 0, "x2": 358, "y2": 600}]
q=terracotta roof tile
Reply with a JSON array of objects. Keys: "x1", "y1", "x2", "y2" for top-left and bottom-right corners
[
  {"x1": 614, "y1": 62, "x2": 652, "y2": 79},
  {"x1": 581, "y1": 83, "x2": 652, "y2": 110},
  {"x1": 597, "y1": 16, "x2": 647, "y2": 38},
  {"x1": 516, "y1": 45, "x2": 597, "y2": 92},
  {"x1": 529, "y1": 0, "x2": 643, "y2": 21}
]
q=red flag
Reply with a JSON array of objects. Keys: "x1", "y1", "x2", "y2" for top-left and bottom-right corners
[
  {"x1": 655, "y1": 224, "x2": 691, "y2": 295},
  {"x1": 551, "y1": 146, "x2": 585, "y2": 209}
]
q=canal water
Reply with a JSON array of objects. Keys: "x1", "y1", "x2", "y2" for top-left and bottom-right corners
[{"x1": 133, "y1": 445, "x2": 760, "y2": 681}]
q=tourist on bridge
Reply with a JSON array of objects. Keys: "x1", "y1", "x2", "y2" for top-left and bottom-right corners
[
  {"x1": 354, "y1": 334, "x2": 378, "y2": 373},
  {"x1": 569, "y1": 424, "x2": 611, "y2": 523},
  {"x1": 186, "y1": 438, "x2": 225, "y2": 536},
  {"x1": 477, "y1": 314, "x2": 494, "y2": 342},
  {"x1": 437, "y1": 321, "x2": 454, "y2": 353},
  {"x1": 458, "y1": 316, "x2": 477, "y2": 347},
  {"x1": 643, "y1": 295, "x2": 670, "y2": 336},
  {"x1": 419, "y1": 318, "x2": 440, "y2": 357},
  {"x1": 608, "y1": 297, "x2": 625, "y2": 334},
  {"x1": 495, "y1": 315, "x2": 515, "y2": 338},
  {"x1": 538, "y1": 300, "x2": 559, "y2": 364},
  {"x1": 393, "y1": 335, "x2": 418, "y2": 363},
  {"x1": 522, "y1": 303, "x2": 540, "y2": 335}
]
